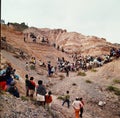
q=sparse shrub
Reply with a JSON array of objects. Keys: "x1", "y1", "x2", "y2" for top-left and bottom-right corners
[
  {"x1": 21, "y1": 96, "x2": 29, "y2": 101},
  {"x1": 113, "y1": 79, "x2": 120, "y2": 84},
  {"x1": 59, "y1": 74, "x2": 65, "y2": 80},
  {"x1": 57, "y1": 96, "x2": 64, "y2": 100},
  {"x1": 85, "y1": 80, "x2": 92, "y2": 83},
  {"x1": 77, "y1": 71, "x2": 86, "y2": 76},
  {"x1": 91, "y1": 68, "x2": 97, "y2": 72},
  {"x1": 107, "y1": 86, "x2": 120, "y2": 96},
  {"x1": 30, "y1": 64, "x2": 35, "y2": 70},
  {"x1": 0, "y1": 89, "x2": 6, "y2": 94}
]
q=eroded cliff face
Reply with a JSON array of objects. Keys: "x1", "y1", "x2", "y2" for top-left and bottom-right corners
[
  {"x1": 23, "y1": 27, "x2": 119, "y2": 55},
  {"x1": 1, "y1": 24, "x2": 120, "y2": 61}
]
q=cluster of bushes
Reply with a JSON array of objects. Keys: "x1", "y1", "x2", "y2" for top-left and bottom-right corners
[{"x1": 8, "y1": 22, "x2": 28, "y2": 31}]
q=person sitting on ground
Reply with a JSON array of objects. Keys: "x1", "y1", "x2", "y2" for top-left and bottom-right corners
[
  {"x1": 5, "y1": 64, "x2": 13, "y2": 86},
  {"x1": 0, "y1": 76, "x2": 7, "y2": 91},
  {"x1": 25, "y1": 62, "x2": 29, "y2": 71},
  {"x1": 11, "y1": 69, "x2": 19, "y2": 80},
  {"x1": 36, "y1": 80, "x2": 47, "y2": 106},
  {"x1": 7, "y1": 81, "x2": 20, "y2": 98},
  {"x1": 62, "y1": 91, "x2": 70, "y2": 108},
  {"x1": 39, "y1": 60, "x2": 46, "y2": 67},
  {"x1": 45, "y1": 91, "x2": 53, "y2": 111}
]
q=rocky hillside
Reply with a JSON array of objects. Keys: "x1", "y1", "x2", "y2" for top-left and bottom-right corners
[
  {"x1": 23, "y1": 27, "x2": 120, "y2": 55},
  {"x1": 1, "y1": 23, "x2": 120, "y2": 118}
]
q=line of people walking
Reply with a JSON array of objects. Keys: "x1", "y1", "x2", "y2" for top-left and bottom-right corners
[{"x1": 25, "y1": 74, "x2": 53, "y2": 110}]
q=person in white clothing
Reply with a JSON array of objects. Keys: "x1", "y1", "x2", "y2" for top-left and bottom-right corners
[{"x1": 72, "y1": 97, "x2": 81, "y2": 118}]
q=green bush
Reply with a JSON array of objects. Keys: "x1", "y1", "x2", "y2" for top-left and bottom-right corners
[
  {"x1": 8, "y1": 22, "x2": 28, "y2": 31},
  {"x1": 59, "y1": 74, "x2": 65, "y2": 80},
  {"x1": 21, "y1": 96, "x2": 29, "y2": 101},
  {"x1": 77, "y1": 71, "x2": 86, "y2": 76},
  {"x1": 30, "y1": 64, "x2": 35, "y2": 70},
  {"x1": 107, "y1": 86, "x2": 120, "y2": 96},
  {"x1": 113, "y1": 79, "x2": 120, "y2": 84},
  {"x1": 85, "y1": 80, "x2": 92, "y2": 83},
  {"x1": 57, "y1": 96, "x2": 64, "y2": 100},
  {"x1": 91, "y1": 68, "x2": 97, "y2": 72}
]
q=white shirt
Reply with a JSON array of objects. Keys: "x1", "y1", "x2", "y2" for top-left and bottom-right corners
[{"x1": 72, "y1": 100, "x2": 81, "y2": 109}]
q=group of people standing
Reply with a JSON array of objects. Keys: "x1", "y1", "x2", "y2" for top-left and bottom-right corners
[{"x1": 25, "y1": 74, "x2": 52, "y2": 110}]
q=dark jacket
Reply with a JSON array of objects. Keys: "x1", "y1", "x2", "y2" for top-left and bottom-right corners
[{"x1": 36, "y1": 85, "x2": 46, "y2": 95}]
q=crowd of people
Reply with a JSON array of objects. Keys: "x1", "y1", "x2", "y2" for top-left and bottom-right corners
[
  {"x1": 24, "y1": 32, "x2": 50, "y2": 45},
  {"x1": 0, "y1": 63, "x2": 20, "y2": 97},
  {"x1": 54, "y1": 47, "x2": 120, "y2": 76},
  {"x1": 0, "y1": 62, "x2": 85, "y2": 117},
  {"x1": 1, "y1": 36, "x2": 120, "y2": 118}
]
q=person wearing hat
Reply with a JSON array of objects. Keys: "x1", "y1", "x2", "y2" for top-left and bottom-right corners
[{"x1": 72, "y1": 97, "x2": 81, "y2": 118}]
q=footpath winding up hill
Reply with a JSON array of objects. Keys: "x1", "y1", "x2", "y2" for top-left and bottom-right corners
[{"x1": 1, "y1": 24, "x2": 120, "y2": 118}]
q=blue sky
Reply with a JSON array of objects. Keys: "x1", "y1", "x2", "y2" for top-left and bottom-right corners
[{"x1": 1, "y1": 0, "x2": 120, "y2": 43}]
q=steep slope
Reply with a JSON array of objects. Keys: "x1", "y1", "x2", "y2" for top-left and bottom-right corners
[
  {"x1": 1, "y1": 24, "x2": 120, "y2": 118},
  {"x1": 23, "y1": 27, "x2": 120, "y2": 55}
]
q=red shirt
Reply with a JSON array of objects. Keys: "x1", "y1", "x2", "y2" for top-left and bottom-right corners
[{"x1": 45, "y1": 95, "x2": 52, "y2": 103}]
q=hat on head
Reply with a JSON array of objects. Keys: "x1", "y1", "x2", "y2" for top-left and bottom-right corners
[{"x1": 76, "y1": 97, "x2": 79, "y2": 100}]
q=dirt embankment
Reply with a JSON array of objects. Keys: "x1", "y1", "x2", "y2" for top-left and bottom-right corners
[{"x1": 1, "y1": 24, "x2": 120, "y2": 118}]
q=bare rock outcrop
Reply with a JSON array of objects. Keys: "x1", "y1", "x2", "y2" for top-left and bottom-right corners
[{"x1": 23, "y1": 27, "x2": 120, "y2": 55}]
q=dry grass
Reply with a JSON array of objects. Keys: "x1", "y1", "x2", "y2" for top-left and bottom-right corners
[
  {"x1": 77, "y1": 71, "x2": 86, "y2": 76},
  {"x1": 85, "y1": 80, "x2": 92, "y2": 83},
  {"x1": 107, "y1": 86, "x2": 120, "y2": 96},
  {"x1": 113, "y1": 79, "x2": 120, "y2": 84}
]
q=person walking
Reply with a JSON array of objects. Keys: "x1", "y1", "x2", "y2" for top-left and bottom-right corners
[
  {"x1": 72, "y1": 97, "x2": 81, "y2": 118},
  {"x1": 62, "y1": 91, "x2": 70, "y2": 108},
  {"x1": 45, "y1": 91, "x2": 53, "y2": 111},
  {"x1": 79, "y1": 98, "x2": 84, "y2": 118}
]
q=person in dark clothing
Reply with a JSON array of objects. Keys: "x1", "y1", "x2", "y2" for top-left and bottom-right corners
[
  {"x1": 25, "y1": 74, "x2": 29, "y2": 96},
  {"x1": 79, "y1": 98, "x2": 84, "y2": 118},
  {"x1": 47, "y1": 61, "x2": 51, "y2": 76},
  {"x1": 36, "y1": 80, "x2": 47, "y2": 106},
  {"x1": 7, "y1": 81, "x2": 20, "y2": 98},
  {"x1": 64, "y1": 65, "x2": 69, "y2": 77},
  {"x1": 5, "y1": 64, "x2": 13, "y2": 85}
]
